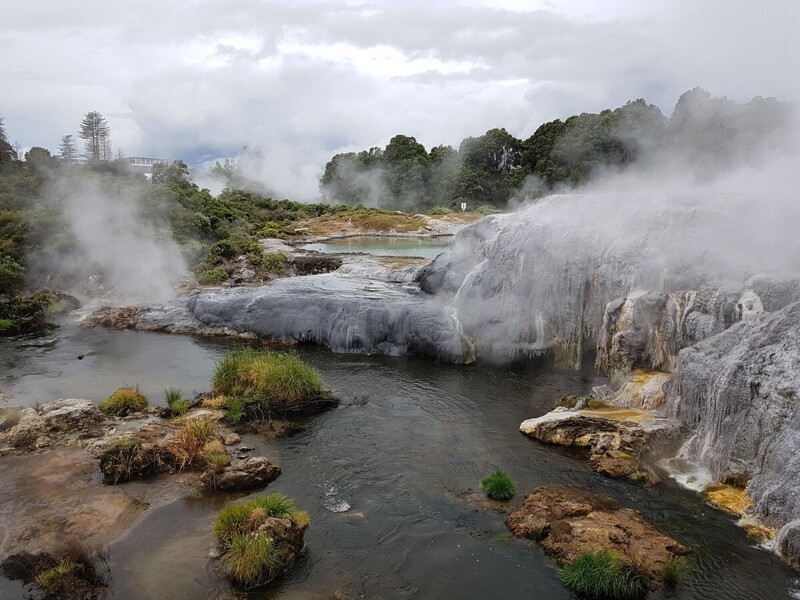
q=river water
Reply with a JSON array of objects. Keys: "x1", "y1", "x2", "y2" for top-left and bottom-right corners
[{"x1": 1, "y1": 326, "x2": 797, "y2": 599}]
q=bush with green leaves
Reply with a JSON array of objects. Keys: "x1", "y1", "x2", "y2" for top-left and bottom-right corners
[
  {"x1": 254, "y1": 251, "x2": 286, "y2": 274},
  {"x1": 559, "y1": 550, "x2": 648, "y2": 600},
  {"x1": 197, "y1": 266, "x2": 228, "y2": 285},
  {"x1": 475, "y1": 204, "x2": 502, "y2": 215},
  {"x1": 481, "y1": 471, "x2": 516, "y2": 501},
  {"x1": 99, "y1": 387, "x2": 148, "y2": 416},
  {"x1": 427, "y1": 206, "x2": 452, "y2": 216}
]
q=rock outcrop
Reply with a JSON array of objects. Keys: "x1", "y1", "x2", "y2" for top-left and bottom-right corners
[
  {"x1": 506, "y1": 485, "x2": 689, "y2": 584},
  {"x1": 0, "y1": 398, "x2": 107, "y2": 450},
  {"x1": 89, "y1": 274, "x2": 470, "y2": 362},
  {"x1": 665, "y1": 300, "x2": 800, "y2": 565},
  {"x1": 201, "y1": 456, "x2": 281, "y2": 491},
  {"x1": 520, "y1": 402, "x2": 677, "y2": 485}
]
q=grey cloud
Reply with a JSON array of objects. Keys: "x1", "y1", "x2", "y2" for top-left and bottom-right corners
[{"x1": 1, "y1": 0, "x2": 797, "y2": 199}]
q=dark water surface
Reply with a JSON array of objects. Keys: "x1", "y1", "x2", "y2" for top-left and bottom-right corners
[{"x1": 1, "y1": 327, "x2": 798, "y2": 599}]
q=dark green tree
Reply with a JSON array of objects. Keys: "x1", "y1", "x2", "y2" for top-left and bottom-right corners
[{"x1": 79, "y1": 111, "x2": 112, "y2": 161}]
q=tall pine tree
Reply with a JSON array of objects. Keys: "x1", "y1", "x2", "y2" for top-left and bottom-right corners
[{"x1": 79, "y1": 111, "x2": 111, "y2": 161}]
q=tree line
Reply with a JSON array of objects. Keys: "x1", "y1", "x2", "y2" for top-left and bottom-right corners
[
  {"x1": 0, "y1": 110, "x2": 114, "y2": 168},
  {"x1": 320, "y1": 88, "x2": 793, "y2": 212}
]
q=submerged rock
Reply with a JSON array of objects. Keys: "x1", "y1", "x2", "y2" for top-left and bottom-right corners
[
  {"x1": 506, "y1": 485, "x2": 689, "y2": 584},
  {"x1": 201, "y1": 456, "x2": 281, "y2": 491}
]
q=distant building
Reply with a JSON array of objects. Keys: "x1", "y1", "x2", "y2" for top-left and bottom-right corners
[{"x1": 127, "y1": 156, "x2": 168, "y2": 179}]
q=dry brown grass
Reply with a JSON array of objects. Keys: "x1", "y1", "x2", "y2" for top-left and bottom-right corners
[
  {"x1": 163, "y1": 418, "x2": 218, "y2": 470},
  {"x1": 295, "y1": 212, "x2": 427, "y2": 236}
]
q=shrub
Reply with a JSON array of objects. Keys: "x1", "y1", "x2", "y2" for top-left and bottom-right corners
[
  {"x1": 481, "y1": 471, "x2": 516, "y2": 501},
  {"x1": 475, "y1": 204, "x2": 501, "y2": 215},
  {"x1": 256, "y1": 221, "x2": 290, "y2": 239},
  {"x1": 428, "y1": 206, "x2": 452, "y2": 216},
  {"x1": 198, "y1": 267, "x2": 228, "y2": 285},
  {"x1": 661, "y1": 556, "x2": 689, "y2": 588},
  {"x1": 212, "y1": 348, "x2": 326, "y2": 411},
  {"x1": 98, "y1": 387, "x2": 148, "y2": 416},
  {"x1": 254, "y1": 251, "x2": 286, "y2": 273},
  {"x1": 220, "y1": 534, "x2": 282, "y2": 589},
  {"x1": 164, "y1": 387, "x2": 191, "y2": 417},
  {"x1": 559, "y1": 550, "x2": 648, "y2": 600},
  {"x1": 99, "y1": 436, "x2": 158, "y2": 484}
]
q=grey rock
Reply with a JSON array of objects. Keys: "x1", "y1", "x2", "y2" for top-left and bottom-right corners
[
  {"x1": 667, "y1": 301, "x2": 800, "y2": 564},
  {"x1": 202, "y1": 456, "x2": 281, "y2": 491}
]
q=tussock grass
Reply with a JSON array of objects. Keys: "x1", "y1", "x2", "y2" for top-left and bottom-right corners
[
  {"x1": 212, "y1": 348, "x2": 326, "y2": 411},
  {"x1": 481, "y1": 471, "x2": 516, "y2": 501},
  {"x1": 203, "y1": 439, "x2": 230, "y2": 473},
  {"x1": 164, "y1": 388, "x2": 191, "y2": 417},
  {"x1": 99, "y1": 387, "x2": 148, "y2": 416},
  {"x1": 559, "y1": 550, "x2": 648, "y2": 600},
  {"x1": 201, "y1": 394, "x2": 228, "y2": 410},
  {"x1": 99, "y1": 437, "x2": 157, "y2": 484},
  {"x1": 220, "y1": 534, "x2": 282, "y2": 589},
  {"x1": 661, "y1": 556, "x2": 689, "y2": 588},
  {"x1": 33, "y1": 539, "x2": 109, "y2": 599},
  {"x1": 214, "y1": 493, "x2": 298, "y2": 544},
  {"x1": 163, "y1": 418, "x2": 218, "y2": 470},
  {"x1": 213, "y1": 493, "x2": 307, "y2": 588}
]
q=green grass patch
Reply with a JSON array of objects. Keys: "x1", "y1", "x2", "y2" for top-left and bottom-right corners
[
  {"x1": 214, "y1": 493, "x2": 299, "y2": 545},
  {"x1": 212, "y1": 348, "x2": 326, "y2": 412},
  {"x1": 99, "y1": 387, "x2": 148, "y2": 416},
  {"x1": 220, "y1": 534, "x2": 283, "y2": 589},
  {"x1": 481, "y1": 471, "x2": 516, "y2": 501},
  {"x1": 164, "y1": 387, "x2": 191, "y2": 417},
  {"x1": 559, "y1": 550, "x2": 648, "y2": 600},
  {"x1": 661, "y1": 556, "x2": 689, "y2": 588}
]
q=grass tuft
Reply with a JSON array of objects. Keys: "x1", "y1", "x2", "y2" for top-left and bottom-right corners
[
  {"x1": 164, "y1": 388, "x2": 191, "y2": 417},
  {"x1": 220, "y1": 534, "x2": 283, "y2": 589},
  {"x1": 481, "y1": 471, "x2": 516, "y2": 501},
  {"x1": 214, "y1": 493, "x2": 296, "y2": 545},
  {"x1": 163, "y1": 418, "x2": 218, "y2": 470},
  {"x1": 99, "y1": 436, "x2": 157, "y2": 484},
  {"x1": 99, "y1": 387, "x2": 148, "y2": 416},
  {"x1": 212, "y1": 348, "x2": 326, "y2": 413},
  {"x1": 559, "y1": 550, "x2": 648, "y2": 600},
  {"x1": 661, "y1": 556, "x2": 689, "y2": 589}
]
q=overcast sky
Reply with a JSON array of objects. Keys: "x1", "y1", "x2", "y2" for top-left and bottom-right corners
[{"x1": 2, "y1": 0, "x2": 798, "y2": 199}]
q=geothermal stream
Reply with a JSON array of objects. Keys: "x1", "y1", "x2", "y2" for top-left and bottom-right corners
[
  {"x1": 0, "y1": 327, "x2": 798, "y2": 599},
  {"x1": 3, "y1": 200, "x2": 800, "y2": 599}
]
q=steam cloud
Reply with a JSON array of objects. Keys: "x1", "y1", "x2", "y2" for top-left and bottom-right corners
[{"x1": 30, "y1": 173, "x2": 189, "y2": 304}]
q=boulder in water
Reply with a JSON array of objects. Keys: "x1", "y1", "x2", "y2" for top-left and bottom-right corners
[{"x1": 506, "y1": 485, "x2": 689, "y2": 584}]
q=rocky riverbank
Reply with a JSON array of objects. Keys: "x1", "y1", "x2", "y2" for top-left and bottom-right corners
[{"x1": 0, "y1": 397, "x2": 287, "y2": 596}]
